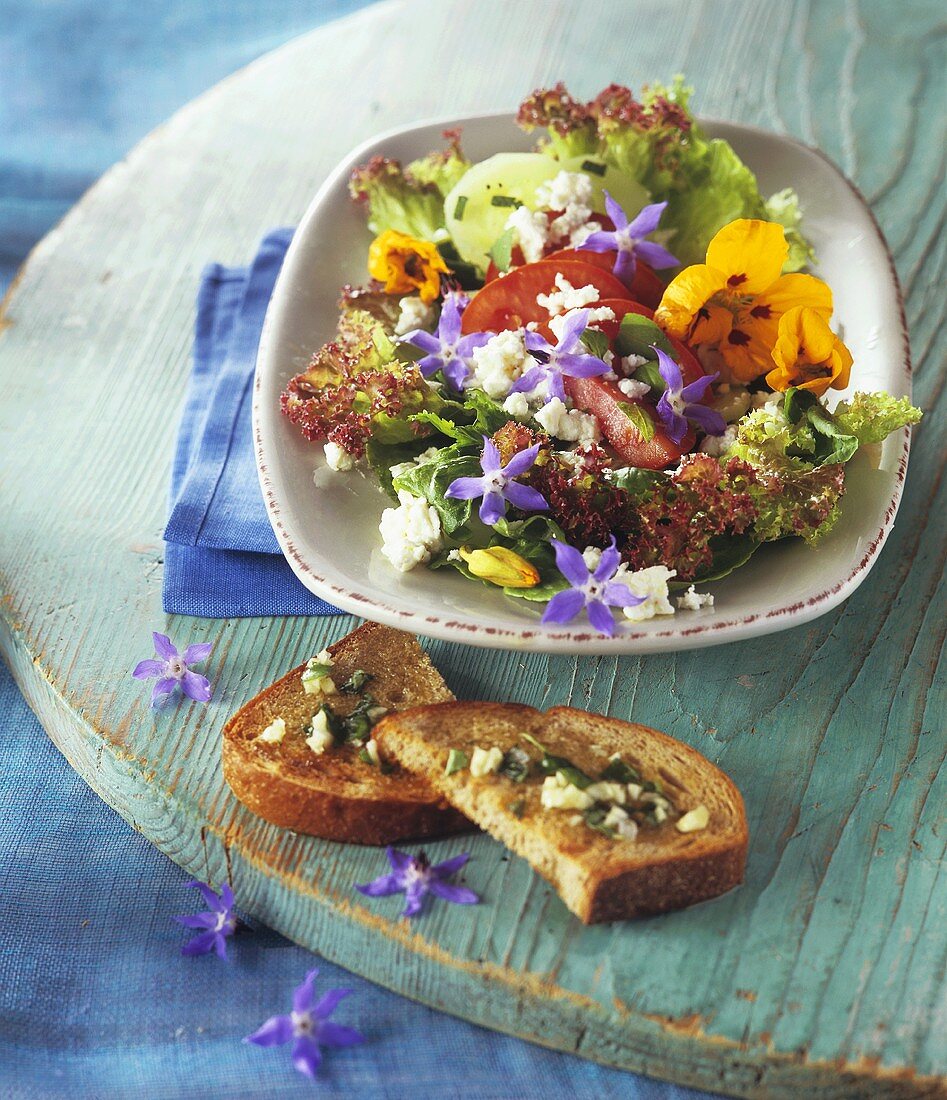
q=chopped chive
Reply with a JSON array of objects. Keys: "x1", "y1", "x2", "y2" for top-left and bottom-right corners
[
  {"x1": 489, "y1": 194, "x2": 519, "y2": 207},
  {"x1": 580, "y1": 159, "x2": 607, "y2": 176},
  {"x1": 453, "y1": 195, "x2": 468, "y2": 221}
]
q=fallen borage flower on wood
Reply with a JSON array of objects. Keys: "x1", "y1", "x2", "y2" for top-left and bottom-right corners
[
  {"x1": 356, "y1": 847, "x2": 480, "y2": 917},
  {"x1": 174, "y1": 880, "x2": 237, "y2": 959},
  {"x1": 132, "y1": 632, "x2": 213, "y2": 705},
  {"x1": 245, "y1": 968, "x2": 364, "y2": 1079}
]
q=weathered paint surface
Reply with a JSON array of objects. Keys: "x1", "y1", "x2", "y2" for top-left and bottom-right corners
[{"x1": 0, "y1": 1, "x2": 944, "y2": 1095}]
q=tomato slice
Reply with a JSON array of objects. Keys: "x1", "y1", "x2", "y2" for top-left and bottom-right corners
[
  {"x1": 544, "y1": 249, "x2": 666, "y2": 310},
  {"x1": 461, "y1": 260, "x2": 635, "y2": 335},
  {"x1": 564, "y1": 375, "x2": 696, "y2": 469}
]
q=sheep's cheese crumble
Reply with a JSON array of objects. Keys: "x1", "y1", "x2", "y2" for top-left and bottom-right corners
[
  {"x1": 257, "y1": 716, "x2": 287, "y2": 744},
  {"x1": 379, "y1": 490, "x2": 444, "y2": 572},
  {"x1": 533, "y1": 171, "x2": 600, "y2": 245},
  {"x1": 468, "y1": 330, "x2": 533, "y2": 398},
  {"x1": 622, "y1": 565, "x2": 677, "y2": 622},
  {"x1": 677, "y1": 585, "x2": 715, "y2": 611},
  {"x1": 393, "y1": 294, "x2": 434, "y2": 337},
  {"x1": 537, "y1": 274, "x2": 601, "y2": 317},
  {"x1": 534, "y1": 398, "x2": 601, "y2": 446},
  {"x1": 469, "y1": 745, "x2": 504, "y2": 777},
  {"x1": 306, "y1": 710, "x2": 335, "y2": 755},
  {"x1": 505, "y1": 205, "x2": 549, "y2": 264},
  {"x1": 323, "y1": 442, "x2": 354, "y2": 471},
  {"x1": 618, "y1": 377, "x2": 651, "y2": 400}
]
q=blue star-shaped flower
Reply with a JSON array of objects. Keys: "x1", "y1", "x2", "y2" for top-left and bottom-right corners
[
  {"x1": 579, "y1": 193, "x2": 678, "y2": 284},
  {"x1": 399, "y1": 290, "x2": 491, "y2": 391}
]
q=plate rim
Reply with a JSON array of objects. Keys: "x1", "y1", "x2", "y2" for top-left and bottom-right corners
[{"x1": 253, "y1": 110, "x2": 913, "y2": 654}]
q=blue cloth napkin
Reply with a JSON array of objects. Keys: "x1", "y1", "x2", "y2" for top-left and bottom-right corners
[{"x1": 163, "y1": 228, "x2": 340, "y2": 617}]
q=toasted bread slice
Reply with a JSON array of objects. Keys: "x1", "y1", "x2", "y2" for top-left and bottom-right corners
[
  {"x1": 222, "y1": 623, "x2": 469, "y2": 845},
  {"x1": 374, "y1": 702, "x2": 747, "y2": 923}
]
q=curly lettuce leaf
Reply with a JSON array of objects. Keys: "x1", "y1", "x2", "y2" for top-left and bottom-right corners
[
  {"x1": 833, "y1": 392, "x2": 923, "y2": 444},
  {"x1": 765, "y1": 188, "x2": 814, "y2": 272},
  {"x1": 751, "y1": 464, "x2": 846, "y2": 545},
  {"x1": 349, "y1": 133, "x2": 469, "y2": 240}
]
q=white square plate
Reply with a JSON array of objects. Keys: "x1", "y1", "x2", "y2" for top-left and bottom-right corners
[{"x1": 254, "y1": 112, "x2": 912, "y2": 653}]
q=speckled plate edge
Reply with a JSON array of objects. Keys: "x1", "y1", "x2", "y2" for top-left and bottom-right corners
[{"x1": 254, "y1": 111, "x2": 912, "y2": 654}]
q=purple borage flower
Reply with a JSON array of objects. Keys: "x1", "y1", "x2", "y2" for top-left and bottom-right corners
[
  {"x1": 579, "y1": 193, "x2": 678, "y2": 284},
  {"x1": 174, "y1": 881, "x2": 237, "y2": 959},
  {"x1": 652, "y1": 346, "x2": 727, "y2": 445},
  {"x1": 355, "y1": 847, "x2": 479, "y2": 917},
  {"x1": 542, "y1": 536, "x2": 645, "y2": 636},
  {"x1": 132, "y1": 632, "x2": 213, "y2": 705},
  {"x1": 445, "y1": 436, "x2": 548, "y2": 526},
  {"x1": 510, "y1": 309, "x2": 610, "y2": 404},
  {"x1": 400, "y1": 290, "x2": 490, "y2": 392},
  {"x1": 245, "y1": 967, "x2": 364, "y2": 1079}
]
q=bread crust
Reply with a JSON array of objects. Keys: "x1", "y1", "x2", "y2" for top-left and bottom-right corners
[
  {"x1": 221, "y1": 622, "x2": 471, "y2": 845},
  {"x1": 375, "y1": 701, "x2": 748, "y2": 923}
]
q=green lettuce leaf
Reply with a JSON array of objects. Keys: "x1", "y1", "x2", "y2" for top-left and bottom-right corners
[
  {"x1": 392, "y1": 444, "x2": 483, "y2": 535},
  {"x1": 765, "y1": 188, "x2": 814, "y2": 272},
  {"x1": 832, "y1": 392, "x2": 923, "y2": 444}
]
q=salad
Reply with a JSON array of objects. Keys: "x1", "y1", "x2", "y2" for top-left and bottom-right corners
[{"x1": 281, "y1": 79, "x2": 920, "y2": 636}]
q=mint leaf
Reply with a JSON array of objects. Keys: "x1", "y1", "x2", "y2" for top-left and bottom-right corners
[
  {"x1": 579, "y1": 328, "x2": 610, "y2": 360},
  {"x1": 616, "y1": 313, "x2": 675, "y2": 361},
  {"x1": 617, "y1": 401, "x2": 656, "y2": 442}
]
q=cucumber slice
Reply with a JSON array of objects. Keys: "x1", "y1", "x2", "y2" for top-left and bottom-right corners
[
  {"x1": 443, "y1": 153, "x2": 560, "y2": 267},
  {"x1": 559, "y1": 154, "x2": 650, "y2": 221}
]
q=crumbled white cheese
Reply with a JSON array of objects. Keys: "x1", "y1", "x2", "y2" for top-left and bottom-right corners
[
  {"x1": 621, "y1": 353, "x2": 649, "y2": 371},
  {"x1": 305, "y1": 710, "x2": 334, "y2": 755},
  {"x1": 617, "y1": 377, "x2": 651, "y2": 400},
  {"x1": 303, "y1": 673, "x2": 336, "y2": 696},
  {"x1": 502, "y1": 391, "x2": 531, "y2": 417},
  {"x1": 505, "y1": 205, "x2": 549, "y2": 264},
  {"x1": 257, "y1": 716, "x2": 286, "y2": 744},
  {"x1": 447, "y1": 548, "x2": 462, "y2": 562},
  {"x1": 699, "y1": 424, "x2": 738, "y2": 457},
  {"x1": 677, "y1": 585, "x2": 715, "y2": 611},
  {"x1": 315, "y1": 648, "x2": 332, "y2": 666},
  {"x1": 363, "y1": 739, "x2": 381, "y2": 767},
  {"x1": 389, "y1": 445, "x2": 442, "y2": 482},
  {"x1": 652, "y1": 802, "x2": 669, "y2": 824},
  {"x1": 393, "y1": 295, "x2": 434, "y2": 337},
  {"x1": 469, "y1": 745, "x2": 504, "y2": 777},
  {"x1": 548, "y1": 304, "x2": 615, "y2": 342},
  {"x1": 676, "y1": 804, "x2": 710, "y2": 833},
  {"x1": 536, "y1": 274, "x2": 600, "y2": 317},
  {"x1": 570, "y1": 220, "x2": 602, "y2": 247},
  {"x1": 585, "y1": 781, "x2": 627, "y2": 805},
  {"x1": 616, "y1": 816, "x2": 639, "y2": 841},
  {"x1": 323, "y1": 442, "x2": 354, "y2": 471},
  {"x1": 534, "y1": 398, "x2": 600, "y2": 446},
  {"x1": 379, "y1": 490, "x2": 444, "y2": 572},
  {"x1": 582, "y1": 546, "x2": 603, "y2": 572},
  {"x1": 468, "y1": 330, "x2": 533, "y2": 398},
  {"x1": 534, "y1": 171, "x2": 597, "y2": 243},
  {"x1": 540, "y1": 774, "x2": 595, "y2": 811},
  {"x1": 602, "y1": 805, "x2": 632, "y2": 835},
  {"x1": 622, "y1": 565, "x2": 677, "y2": 622}
]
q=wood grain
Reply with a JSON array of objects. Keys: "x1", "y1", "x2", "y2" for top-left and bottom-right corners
[{"x1": 0, "y1": 0, "x2": 944, "y2": 1095}]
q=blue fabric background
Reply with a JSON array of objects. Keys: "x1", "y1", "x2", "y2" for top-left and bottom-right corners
[{"x1": 0, "y1": 3, "x2": 719, "y2": 1094}]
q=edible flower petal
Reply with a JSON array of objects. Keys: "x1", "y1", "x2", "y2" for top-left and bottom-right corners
[
  {"x1": 245, "y1": 967, "x2": 364, "y2": 1079},
  {"x1": 132, "y1": 632, "x2": 213, "y2": 705},
  {"x1": 400, "y1": 290, "x2": 490, "y2": 391},
  {"x1": 355, "y1": 847, "x2": 479, "y2": 917},
  {"x1": 542, "y1": 536, "x2": 644, "y2": 636},
  {"x1": 446, "y1": 436, "x2": 548, "y2": 526},
  {"x1": 653, "y1": 347, "x2": 727, "y2": 444},
  {"x1": 765, "y1": 306, "x2": 853, "y2": 396},
  {"x1": 174, "y1": 881, "x2": 237, "y2": 959},
  {"x1": 654, "y1": 219, "x2": 833, "y2": 382},
  {"x1": 458, "y1": 545, "x2": 540, "y2": 588},
  {"x1": 511, "y1": 309, "x2": 610, "y2": 403},
  {"x1": 579, "y1": 194, "x2": 678, "y2": 283},
  {"x1": 367, "y1": 229, "x2": 450, "y2": 304}
]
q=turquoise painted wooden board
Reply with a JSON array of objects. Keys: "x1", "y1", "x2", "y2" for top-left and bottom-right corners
[{"x1": 0, "y1": 1, "x2": 944, "y2": 1095}]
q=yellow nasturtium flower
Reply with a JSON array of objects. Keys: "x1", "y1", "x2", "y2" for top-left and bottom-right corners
[
  {"x1": 765, "y1": 306, "x2": 853, "y2": 396},
  {"x1": 458, "y1": 546, "x2": 540, "y2": 589},
  {"x1": 654, "y1": 219, "x2": 834, "y2": 383},
  {"x1": 367, "y1": 229, "x2": 449, "y2": 303}
]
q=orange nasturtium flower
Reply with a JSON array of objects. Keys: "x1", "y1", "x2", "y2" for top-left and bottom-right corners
[
  {"x1": 654, "y1": 219, "x2": 834, "y2": 383},
  {"x1": 765, "y1": 306, "x2": 853, "y2": 396},
  {"x1": 367, "y1": 229, "x2": 449, "y2": 304}
]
